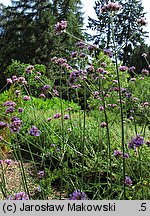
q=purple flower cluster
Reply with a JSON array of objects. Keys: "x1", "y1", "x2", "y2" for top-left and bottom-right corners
[
  {"x1": 23, "y1": 95, "x2": 30, "y2": 101},
  {"x1": 100, "y1": 122, "x2": 107, "y2": 128},
  {"x1": 146, "y1": 140, "x2": 150, "y2": 147},
  {"x1": 119, "y1": 66, "x2": 128, "y2": 71},
  {"x1": 128, "y1": 66, "x2": 136, "y2": 73},
  {"x1": 9, "y1": 117, "x2": 22, "y2": 133},
  {"x1": 0, "y1": 121, "x2": 8, "y2": 128},
  {"x1": 88, "y1": 44, "x2": 97, "y2": 52},
  {"x1": 114, "y1": 150, "x2": 122, "y2": 158},
  {"x1": 54, "y1": 20, "x2": 67, "y2": 34},
  {"x1": 76, "y1": 41, "x2": 85, "y2": 49},
  {"x1": 124, "y1": 176, "x2": 132, "y2": 187},
  {"x1": 39, "y1": 93, "x2": 46, "y2": 98},
  {"x1": 51, "y1": 57, "x2": 71, "y2": 69},
  {"x1": 37, "y1": 170, "x2": 45, "y2": 179},
  {"x1": 64, "y1": 114, "x2": 70, "y2": 120},
  {"x1": 137, "y1": 18, "x2": 147, "y2": 26},
  {"x1": 47, "y1": 117, "x2": 52, "y2": 122},
  {"x1": 5, "y1": 106, "x2": 15, "y2": 114},
  {"x1": 6, "y1": 191, "x2": 29, "y2": 200},
  {"x1": 3, "y1": 101, "x2": 17, "y2": 107},
  {"x1": 18, "y1": 107, "x2": 24, "y2": 113},
  {"x1": 5, "y1": 159, "x2": 12, "y2": 165},
  {"x1": 6, "y1": 76, "x2": 27, "y2": 85},
  {"x1": 71, "y1": 51, "x2": 78, "y2": 58},
  {"x1": 103, "y1": 48, "x2": 113, "y2": 57},
  {"x1": 29, "y1": 126, "x2": 40, "y2": 137},
  {"x1": 53, "y1": 113, "x2": 61, "y2": 119},
  {"x1": 42, "y1": 85, "x2": 50, "y2": 91},
  {"x1": 0, "y1": 159, "x2": 12, "y2": 165},
  {"x1": 15, "y1": 90, "x2": 20, "y2": 96},
  {"x1": 128, "y1": 135, "x2": 144, "y2": 150},
  {"x1": 87, "y1": 65, "x2": 94, "y2": 73},
  {"x1": 25, "y1": 65, "x2": 34, "y2": 74},
  {"x1": 69, "y1": 190, "x2": 86, "y2": 200},
  {"x1": 114, "y1": 150, "x2": 129, "y2": 159},
  {"x1": 101, "y1": 2, "x2": 122, "y2": 13},
  {"x1": 141, "y1": 69, "x2": 149, "y2": 76}
]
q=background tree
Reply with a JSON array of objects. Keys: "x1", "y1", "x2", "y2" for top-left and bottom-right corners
[
  {"x1": 87, "y1": 0, "x2": 148, "y2": 64},
  {"x1": 0, "y1": 0, "x2": 84, "y2": 88},
  {"x1": 128, "y1": 43, "x2": 150, "y2": 74}
]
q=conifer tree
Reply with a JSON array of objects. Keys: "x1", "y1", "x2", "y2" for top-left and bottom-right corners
[
  {"x1": 88, "y1": 0, "x2": 148, "y2": 64},
  {"x1": 0, "y1": 0, "x2": 84, "y2": 83}
]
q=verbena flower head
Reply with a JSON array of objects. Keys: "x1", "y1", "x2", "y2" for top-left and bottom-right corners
[
  {"x1": 88, "y1": 44, "x2": 97, "y2": 51},
  {"x1": 142, "y1": 53, "x2": 147, "y2": 58},
  {"x1": 100, "y1": 122, "x2": 107, "y2": 128},
  {"x1": 5, "y1": 159, "x2": 12, "y2": 165},
  {"x1": 128, "y1": 66, "x2": 136, "y2": 73},
  {"x1": 47, "y1": 117, "x2": 52, "y2": 122},
  {"x1": 128, "y1": 135, "x2": 144, "y2": 150},
  {"x1": 54, "y1": 20, "x2": 67, "y2": 34},
  {"x1": 6, "y1": 78, "x2": 13, "y2": 84},
  {"x1": 53, "y1": 113, "x2": 61, "y2": 119},
  {"x1": 23, "y1": 95, "x2": 30, "y2": 101},
  {"x1": 146, "y1": 140, "x2": 150, "y2": 147},
  {"x1": 97, "y1": 67, "x2": 104, "y2": 73},
  {"x1": 112, "y1": 104, "x2": 117, "y2": 108},
  {"x1": 142, "y1": 102, "x2": 149, "y2": 107},
  {"x1": 18, "y1": 107, "x2": 24, "y2": 113},
  {"x1": 137, "y1": 18, "x2": 147, "y2": 26},
  {"x1": 141, "y1": 69, "x2": 149, "y2": 76},
  {"x1": 103, "y1": 48, "x2": 113, "y2": 57},
  {"x1": 55, "y1": 57, "x2": 67, "y2": 65},
  {"x1": 69, "y1": 190, "x2": 86, "y2": 200},
  {"x1": 0, "y1": 121, "x2": 8, "y2": 128},
  {"x1": 114, "y1": 150, "x2": 122, "y2": 158},
  {"x1": 130, "y1": 77, "x2": 136, "y2": 82},
  {"x1": 70, "y1": 84, "x2": 81, "y2": 89},
  {"x1": 128, "y1": 116, "x2": 134, "y2": 121},
  {"x1": 79, "y1": 52, "x2": 86, "y2": 58},
  {"x1": 124, "y1": 176, "x2": 132, "y2": 187},
  {"x1": 18, "y1": 76, "x2": 26, "y2": 82},
  {"x1": 42, "y1": 85, "x2": 50, "y2": 91},
  {"x1": 9, "y1": 117, "x2": 22, "y2": 133},
  {"x1": 37, "y1": 170, "x2": 45, "y2": 179},
  {"x1": 119, "y1": 66, "x2": 128, "y2": 71},
  {"x1": 25, "y1": 65, "x2": 34, "y2": 74},
  {"x1": 101, "y1": 62, "x2": 107, "y2": 68},
  {"x1": 5, "y1": 106, "x2": 15, "y2": 114},
  {"x1": 76, "y1": 41, "x2": 85, "y2": 49},
  {"x1": 87, "y1": 65, "x2": 94, "y2": 73},
  {"x1": 6, "y1": 191, "x2": 29, "y2": 200},
  {"x1": 53, "y1": 89, "x2": 59, "y2": 96},
  {"x1": 124, "y1": 153, "x2": 129, "y2": 158},
  {"x1": 15, "y1": 90, "x2": 20, "y2": 96},
  {"x1": 39, "y1": 93, "x2": 46, "y2": 98},
  {"x1": 29, "y1": 126, "x2": 40, "y2": 137},
  {"x1": 64, "y1": 114, "x2": 70, "y2": 120},
  {"x1": 99, "y1": 106, "x2": 104, "y2": 111},
  {"x1": 101, "y1": 2, "x2": 122, "y2": 13},
  {"x1": 3, "y1": 101, "x2": 16, "y2": 107},
  {"x1": 12, "y1": 75, "x2": 18, "y2": 83},
  {"x1": 71, "y1": 51, "x2": 78, "y2": 58}
]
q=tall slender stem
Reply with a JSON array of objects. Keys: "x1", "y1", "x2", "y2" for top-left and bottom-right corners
[{"x1": 110, "y1": 14, "x2": 126, "y2": 198}]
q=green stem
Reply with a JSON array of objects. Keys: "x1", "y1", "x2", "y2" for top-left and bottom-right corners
[
  {"x1": 110, "y1": 15, "x2": 126, "y2": 199},
  {"x1": 101, "y1": 79, "x2": 112, "y2": 198}
]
